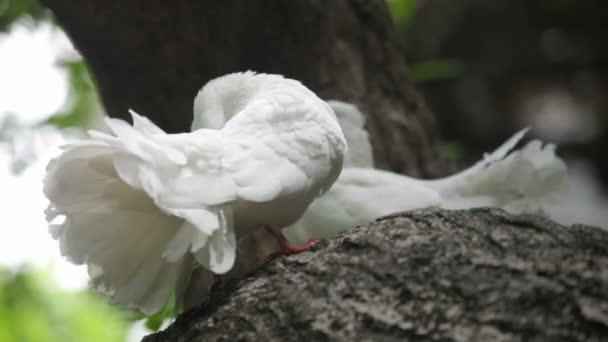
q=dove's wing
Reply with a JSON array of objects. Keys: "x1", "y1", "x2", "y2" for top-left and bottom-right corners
[
  {"x1": 223, "y1": 90, "x2": 347, "y2": 198},
  {"x1": 327, "y1": 100, "x2": 374, "y2": 168},
  {"x1": 169, "y1": 91, "x2": 346, "y2": 216},
  {"x1": 193, "y1": 97, "x2": 372, "y2": 170}
]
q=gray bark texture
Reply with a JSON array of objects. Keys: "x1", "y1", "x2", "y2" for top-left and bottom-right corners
[
  {"x1": 41, "y1": 0, "x2": 442, "y2": 177},
  {"x1": 143, "y1": 208, "x2": 608, "y2": 342}
]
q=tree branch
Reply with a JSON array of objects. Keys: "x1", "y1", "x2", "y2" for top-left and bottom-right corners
[{"x1": 143, "y1": 208, "x2": 608, "y2": 341}]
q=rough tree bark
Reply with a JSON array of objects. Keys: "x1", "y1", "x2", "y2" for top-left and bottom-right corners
[
  {"x1": 41, "y1": 0, "x2": 442, "y2": 177},
  {"x1": 143, "y1": 208, "x2": 608, "y2": 342},
  {"x1": 39, "y1": 1, "x2": 608, "y2": 341}
]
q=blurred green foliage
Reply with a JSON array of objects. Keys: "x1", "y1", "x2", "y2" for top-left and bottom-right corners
[
  {"x1": 143, "y1": 294, "x2": 175, "y2": 331},
  {"x1": 1, "y1": 0, "x2": 102, "y2": 129},
  {"x1": 120, "y1": 292, "x2": 175, "y2": 332},
  {"x1": 386, "y1": 0, "x2": 417, "y2": 34},
  {"x1": 0, "y1": 2, "x2": 137, "y2": 341},
  {"x1": 409, "y1": 59, "x2": 462, "y2": 83},
  {"x1": 45, "y1": 60, "x2": 103, "y2": 128},
  {"x1": 0, "y1": 267, "x2": 129, "y2": 342},
  {"x1": 438, "y1": 142, "x2": 466, "y2": 166},
  {"x1": 387, "y1": 0, "x2": 463, "y2": 83},
  {"x1": 0, "y1": 0, "x2": 47, "y2": 30}
]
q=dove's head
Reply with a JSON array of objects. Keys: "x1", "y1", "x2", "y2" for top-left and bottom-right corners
[{"x1": 192, "y1": 71, "x2": 284, "y2": 131}]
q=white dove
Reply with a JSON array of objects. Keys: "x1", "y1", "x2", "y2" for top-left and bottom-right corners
[
  {"x1": 283, "y1": 102, "x2": 568, "y2": 244},
  {"x1": 179, "y1": 100, "x2": 568, "y2": 311},
  {"x1": 194, "y1": 99, "x2": 568, "y2": 245},
  {"x1": 43, "y1": 72, "x2": 347, "y2": 314}
]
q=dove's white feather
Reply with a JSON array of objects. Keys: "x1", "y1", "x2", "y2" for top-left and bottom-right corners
[
  {"x1": 283, "y1": 132, "x2": 568, "y2": 244},
  {"x1": 44, "y1": 144, "x2": 191, "y2": 314},
  {"x1": 82, "y1": 116, "x2": 238, "y2": 275},
  {"x1": 283, "y1": 167, "x2": 443, "y2": 244},
  {"x1": 44, "y1": 72, "x2": 346, "y2": 314},
  {"x1": 275, "y1": 104, "x2": 568, "y2": 245},
  {"x1": 424, "y1": 134, "x2": 567, "y2": 213}
]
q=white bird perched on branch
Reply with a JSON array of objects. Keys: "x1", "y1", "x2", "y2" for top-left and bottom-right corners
[
  {"x1": 43, "y1": 72, "x2": 347, "y2": 314},
  {"x1": 194, "y1": 99, "x2": 568, "y2": 246},
  {"x1": 284, "y1": 110, "x2": 568, "y2": 244},
  {"x1": 43, "y1": 71, "x2": 568, "y2": 316},
  {"x1": 196, "y1": 102, "x2": 568, "y2": 292}
]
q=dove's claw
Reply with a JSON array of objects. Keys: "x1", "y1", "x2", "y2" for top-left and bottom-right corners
[
  {"x1": 264, "y1": 226, "x2": 318, "y2": 262},
  {"x1": 281, "y1": 238, "x2": 318, "y2": 254}
]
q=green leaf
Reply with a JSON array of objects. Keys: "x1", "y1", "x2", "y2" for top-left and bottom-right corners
[{"x1": 409, "y1": 59, "x2": 462, "y2": 83}]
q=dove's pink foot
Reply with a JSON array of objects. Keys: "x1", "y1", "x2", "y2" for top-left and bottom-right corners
[
  {"x1": 281, "y1": 238, "x2": 318, "y2": 254},
  {"x1": 264, "y1": 226, "x2": 318, "y2": 261}
]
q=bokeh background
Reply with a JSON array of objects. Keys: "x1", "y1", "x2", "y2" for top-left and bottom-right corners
[{"x1": 0, "y1": 0, "x2": 606, "y2": 341}]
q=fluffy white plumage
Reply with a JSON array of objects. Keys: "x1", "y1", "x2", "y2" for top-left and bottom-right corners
[
  {"x1": 192, "y1": 98, "x2": 567, "y2": 245},
  {"x1": 43, "y1": 72, "x2": 346, "y2": 314},
  {"x1": 44, "y1": 69, "x2": 568, "y2": 315},
  {"x1": 283, "y1": 103, "x2": 568, "y2": 244}
]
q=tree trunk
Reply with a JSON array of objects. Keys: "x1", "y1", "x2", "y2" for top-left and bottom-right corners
[
  {"x1": 143, "y1": 208, "x2": 608, "y2": 342},
  {"x1": 41, "y1": 0, "x2": 442, "y2": 177}
]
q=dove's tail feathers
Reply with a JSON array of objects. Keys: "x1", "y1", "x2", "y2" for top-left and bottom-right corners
[
  {"x1": 43, "y1": 113, "x2": 238, "y2": 314},
  {"x1": 92, "y1": 111, "x2": 237, "y2": 207},
  {"x1": 426, "y1": 129, "x2": 568, "y2": 214},
  {"x1": 89, "y1": 113, "x2": 187, "y2": 168},
  {"x1": 44, "y1": 145, "x2": 187, "y2": 315},
  {"x1": 95, "y1": 112, "x2": 238, "y2": 274}
]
